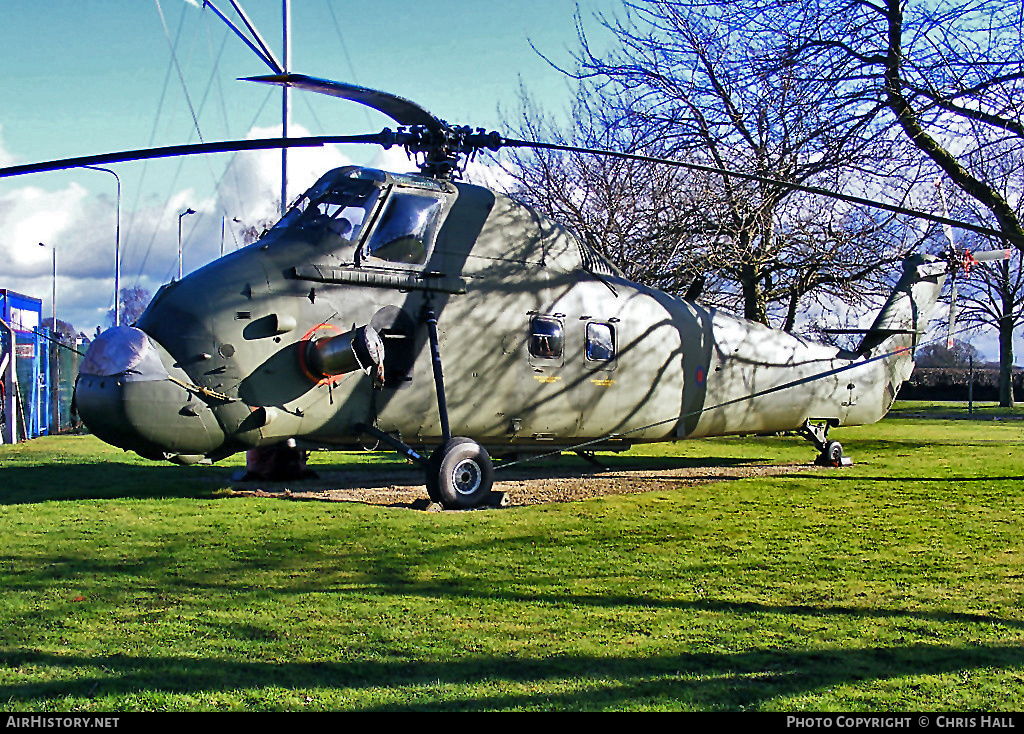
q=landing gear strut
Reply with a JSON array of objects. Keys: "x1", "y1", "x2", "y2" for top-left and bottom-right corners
[
  {"x1": 420, "y1": 302, "x2": 494, "y2": 508},
  {"x1": 353, "y1": 302, "x2": 495, "y2": 510},
  {"x1": 800, "y1": 419, "x2": 850, "y2": 467}
]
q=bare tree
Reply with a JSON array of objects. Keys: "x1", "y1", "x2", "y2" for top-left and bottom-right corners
[
  {"x1": 710, "y1": 0, "x2": 1024, "y2": 399},
  {"x1": 953, "y1": 236, "x2": 1024, "y2": 406},
  {"x1": 964, "y1": 258, "x2": 1024, "y2": 405},
  {"x1": 506, "y1": 1, "x2": 904, "y2": 330},
  {"x1": 107, "y1": 286, "x2": 152, "y2": 327},
  {"x1": 934, "y1": 148, "x2": 1024, "y2": 406},
  {"x1": 915, "y1": 339, "x2": 983, "y2": 368},
  {"x1": 505, "y1": 89, "x2": 710, "y2": 298},
  {"x1": 765, "y1": 0, "x2": 1024, "y2": 251}
]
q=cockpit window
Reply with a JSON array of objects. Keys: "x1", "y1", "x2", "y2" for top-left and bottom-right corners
[
  {"x1": 363, "y1": 191, "x2": 444, "y2": 265},
  {"x1": 274, "y1": 178, "x2": 379, "y2": 242}
]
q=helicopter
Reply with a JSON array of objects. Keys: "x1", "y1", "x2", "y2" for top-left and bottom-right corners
[{"x1": 1, "y1": 74, "x2": 1014, "y2": 510}]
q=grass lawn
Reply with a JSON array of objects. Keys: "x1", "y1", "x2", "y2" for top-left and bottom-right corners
[
  {"x1": 0, "y1": 411, "x2": 1022, "y2": 712},
  {"x1": 889, "y1": 399, "x2": 1024, "y2": 418}
]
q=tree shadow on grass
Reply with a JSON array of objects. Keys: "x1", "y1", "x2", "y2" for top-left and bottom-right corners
[
  {"x1": 0, "y1": 635, "x2": 1020, "y2": 711},
  {"x1": 0, "y1": 463, "x2": 231, "y2": 504},
  {"x1": 0, "y1": 452, "x2": 782, "y2": 506},
  {"x1": 2, "y1": 500, "x2": 1021, "y2": 710}
]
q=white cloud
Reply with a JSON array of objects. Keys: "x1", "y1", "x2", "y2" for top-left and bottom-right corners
[
  {"x1": 0, "y1": 124, "x2": 16, "y2": 167},
  {"x1": 0, "y1": 183, "x2": 90, "y2": 276},
  {"x1": 0, "y1": 179, "x2": 120, "y2": 332},
  {"x1": 463, "y1": 158, "x2": 516, "y2": 192},
  {"x1": 215, "y1": 123, "x2": 356, "y2": 225},
  {"x1": 367, "y1": 146, "x2": 419, "y2": 175}
]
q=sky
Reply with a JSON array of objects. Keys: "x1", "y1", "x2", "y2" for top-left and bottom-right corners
[
  {"x1": 0, "y1": 0, "x2": 1013, "y2": 363},
  {"x1": 0, "y1": 0, "x2": 613, "y2": 334}
]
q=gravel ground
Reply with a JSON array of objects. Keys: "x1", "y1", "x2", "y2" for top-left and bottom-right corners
[{"x1": 229, "y1": 459, "x2": 817, "y2": 511}]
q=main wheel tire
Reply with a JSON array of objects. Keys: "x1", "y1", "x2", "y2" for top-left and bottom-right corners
[
  {"x1": 425, "y1": 437, "x2": 472, "y2": 503},
  {"x1": 428, "y1": 437, "x2": 493, "y2": 509}
]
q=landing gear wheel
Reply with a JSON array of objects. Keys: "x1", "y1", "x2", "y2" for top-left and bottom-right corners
[
  {"x1": 426, "y1": 437, "x2": 472, "y2": 503},
  {"x1": 427, "y1": 437, "x2": 493, "y2": 509},
  {"x1": 817, "y1": 440, "x2": 844, "y2": 467}
]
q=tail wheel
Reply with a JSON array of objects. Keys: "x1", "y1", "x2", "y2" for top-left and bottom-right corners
[
  {"x1": 427, "y1": 437, "x2": 493, "y2": 509},
  {"x1": 819, "y1": 440, "x2": 844, "y2": 467}
]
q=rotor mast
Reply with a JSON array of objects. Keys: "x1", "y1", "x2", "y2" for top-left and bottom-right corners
[{"x1": 281, "y1": 0, "x2": 290, "y2": 216}]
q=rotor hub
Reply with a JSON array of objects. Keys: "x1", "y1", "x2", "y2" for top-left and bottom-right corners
[{"x1": 380, "y1": 125, "x2": 504, "y2": 179}]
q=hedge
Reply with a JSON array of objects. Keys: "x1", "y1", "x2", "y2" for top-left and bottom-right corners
[{"x1": 898, "y1": 366, "x2": 1023, "y2": 401}]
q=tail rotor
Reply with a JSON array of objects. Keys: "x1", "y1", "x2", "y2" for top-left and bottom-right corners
[
  {"x1": 934, "y1": 179, "x2": 1012, "y2": 347},
  {"x1": 942, "y1": 246, "x2": 1012, "y2": 348}
]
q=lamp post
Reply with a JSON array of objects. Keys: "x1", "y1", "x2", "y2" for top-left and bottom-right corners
[
  {"x1": 178, "y1": 208, "x2": 196, "y2": 280},
  {"x1": 38, "y1": 242, "x2": 56, "y2": 333},
  {"x1": 221, "y1": 216, "x2": 244, "y2": 256},
  {"x1": 281, "y1": 0, "x2": 291, "y2": 218},
  {"x1": 82, "y1": 166, "x2": 121, "y2": 326},
  {"x1": 39, "y1": 242, "x2": 58, "y2": 433}
]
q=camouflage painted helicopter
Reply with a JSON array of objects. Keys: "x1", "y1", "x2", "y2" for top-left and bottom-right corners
[{"x1": 1, "y1": 74, "x2": 1013, "y2": 509}]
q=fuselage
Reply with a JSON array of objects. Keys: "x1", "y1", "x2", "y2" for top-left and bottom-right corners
[{"x1": 73, "y1": 166, "x2": 941, "y2": 464}]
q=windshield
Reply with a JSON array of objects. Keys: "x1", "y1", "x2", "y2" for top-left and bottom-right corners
[{"x1": 275, "y1": 178, "x2": 380, "y2": 241}]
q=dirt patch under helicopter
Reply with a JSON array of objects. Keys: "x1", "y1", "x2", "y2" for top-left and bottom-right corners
[{"x1": 228, "y1": 457, "x2": 821, "y2": 510}]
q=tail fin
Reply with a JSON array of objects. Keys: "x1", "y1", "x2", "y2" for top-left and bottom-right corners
[{"x1": 857, "y1": 254, "x2": 948, "y2": 382}]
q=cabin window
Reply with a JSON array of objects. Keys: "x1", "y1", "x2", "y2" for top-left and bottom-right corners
[
  {"x1": 529, "y1": 316, "x2": 563, "y2": 360},
  {"x1": 364, "y1": 191, "x2": 443, "y2": 265},
  {"x1": 586, "y1": 322, "x2": 616, "y2": 362}
]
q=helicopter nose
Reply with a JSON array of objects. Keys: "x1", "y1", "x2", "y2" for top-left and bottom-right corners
[{"x1": 74, "y1": 326, "x2": 225, "y2": 461}]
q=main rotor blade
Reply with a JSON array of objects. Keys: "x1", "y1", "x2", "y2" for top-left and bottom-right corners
[
  {"x1": 504, "y1": 138, "x2": 1024, "y2": 247},
  {"x1": 244, "y1": 74, "x2": 446, "y2": 134},
  {"x1": 0, "y1": 134, "x2": 387, "y2": 178}
]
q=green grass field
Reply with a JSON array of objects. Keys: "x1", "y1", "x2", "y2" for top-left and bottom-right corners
[{"x1": 1, "y1": 406, "x2": 1022, "y2": 711}]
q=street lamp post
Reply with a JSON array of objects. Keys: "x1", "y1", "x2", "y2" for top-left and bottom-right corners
[
  {"x1": 178, "y1": 208, "x2": 196, "y2": 280},
  {"x1": 82, "y1": 166, "x2": 121, "y2": 327},
  {"x1": 38, "y1": 242, "x2": 56, "y2": 334},
  {"x1": 221, "y1": 216, "x2": 244, "y2": 256},
  {"x1": 39, "y1": 242, "x2": 58, "y2": 433}
]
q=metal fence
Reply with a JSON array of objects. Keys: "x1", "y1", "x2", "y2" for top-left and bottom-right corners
[{"x1": 1, "y1": 289, "x2": 86, "y2": 443}]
